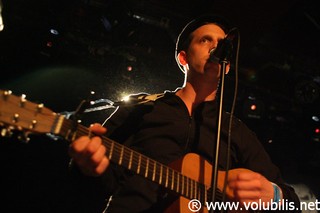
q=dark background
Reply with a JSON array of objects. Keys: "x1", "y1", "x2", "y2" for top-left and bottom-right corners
[{"x1": 0, "y1": 0, "x2": 319, "y2": 212}]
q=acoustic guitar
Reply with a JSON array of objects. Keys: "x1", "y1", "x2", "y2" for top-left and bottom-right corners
[{"x1": 0, "y1": 90, "x2": 253, "y2": 213}]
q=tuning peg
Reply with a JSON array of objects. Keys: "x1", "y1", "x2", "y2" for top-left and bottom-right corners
[
  {"x1": 17, "y1": 132, "x2": 30, "y2": 143},
  {"x1": 1, "y1": 90, "x2": 12, "y2": 100},
  {"x1": 0, "y1": 127, "x2": 13, "y2": 138},
  {"x1": 37, "y1": 103, "x2": 44, "y2": 113},
  {"x1": 20, "y1": 94, "x2": 27, "y2": 107}
]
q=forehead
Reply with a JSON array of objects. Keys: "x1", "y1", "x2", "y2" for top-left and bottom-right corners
[{"x1": 191, "y1": 23, "x2": 226, "y2": 38}]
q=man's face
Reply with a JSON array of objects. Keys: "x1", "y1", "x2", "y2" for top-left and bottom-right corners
[{"x1": 185, "y1": 24, "x2": 226, "y2": 80}]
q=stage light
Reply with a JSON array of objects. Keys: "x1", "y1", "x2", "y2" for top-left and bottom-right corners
[
  {"x1": 312, "y1": 116, "x2": 319, "y2": 122},
  {"x1": 0, "y1": 0, "x2": 4, "y2": 31},
  {"x1": 250, "y1": 104, "x2": 257, "y2": 111},
  {"x1": 46, "y1": 41, "x2": 53, "y2": 47},
  {"x1": 243, "y1": 95, "x2": 265, "y2": 119},
  {"x1": 50, "y1": 29, "x2": 59, "y2": 35},
  {"x1": 121, "y1": 94, "x2": 130, "y2": 102},
  {"x1": 127, "y1": 66, "x2": 133, "y2": 72}
]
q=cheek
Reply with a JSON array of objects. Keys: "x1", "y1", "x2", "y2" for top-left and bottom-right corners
[
  {"x1": 188, "y1": 47, "x2": 205, "y2": 63},
  {"x1": 204, "y1": 62, "x2": 220, "y2": 73},
  {"x1": 186, "y1": 45, "x2": 211, "y2": 71}
]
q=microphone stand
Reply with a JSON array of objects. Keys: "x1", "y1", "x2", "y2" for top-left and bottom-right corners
[
  {"x1": 210, "y1": 59, "x2": 229, "y2": 213},
  {"x1": 208, "y1": 27, "x2": 238, "y2": 212}
]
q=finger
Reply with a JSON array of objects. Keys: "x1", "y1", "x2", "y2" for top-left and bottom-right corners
[
  {"x1": 69, "y1": 136, "x2": 91, "y2": 155},
  {"x1": 94, "y1": 157, "x2": 110, "y2": 175},
  {"x1": 86, "y1": 136, "x2": 103, "y2": 155},
  {"x1": 85, "y1": 156, "x2": 110, "y2": 177},
  {"x1": 229, "y1": 178, "x2": 262, "y2": 190},
  {"x1": 90, "y1": 144, "x2": 107, "y2": 166},
  {"x1": 234, "y1": 189, "x2": 261, "y2": 200},
  {"x1": 69, "y1": 136, "x2": 102, "y2": 167},
  {"x1": 89, "y1": 123, "x2": 107, "y2": 135},
  {"x1": 236, "y1": 172, "x2": 261, "y2": 181}
]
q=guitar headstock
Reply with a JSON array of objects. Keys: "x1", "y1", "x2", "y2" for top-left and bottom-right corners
[{"x1": 0, "y1": 90, "x2": 57, "y2": 138}]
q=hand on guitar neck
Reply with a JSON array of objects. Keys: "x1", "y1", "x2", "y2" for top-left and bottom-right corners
[{"x1": 68, "y1": 123, "x2": 110, "y2": 177}]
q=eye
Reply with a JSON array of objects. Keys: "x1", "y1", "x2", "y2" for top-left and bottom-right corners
[
  {"x1": 199, "y1": 35, "x2": 213, "y2": 45},
  {"x1": 200, "y1": 37, "x2": 211, "y2": 43}
]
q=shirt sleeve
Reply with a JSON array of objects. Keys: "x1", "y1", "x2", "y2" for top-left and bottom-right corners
[{"x1": 232, "y1": 119, "x2": 301, "y2": 212}]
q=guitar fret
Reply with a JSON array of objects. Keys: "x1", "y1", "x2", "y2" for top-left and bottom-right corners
[
  {"x1": 118, "y1": 146, "x2": 124, "y2": 165},
  {"x1": 145, "y1": 158, "x2": 149, "y2": 178},
  {"x1": 137, "y1": 154, "x2": 141, "y2": 174},
  {"x1": 108, "y1": 141, "x2": 114, "y2": 160},
  {"x1": 152, "y1": 161, "x2": 156, "y2": 182},
  {"x1": 159, "y1": 165, "x2": 163, "y2": 185},
  {"x1": 177, "y1": 172, "x2": 180, "y2": 194},
  {"x1": 170, "y1": 169, "x2": 174, "y2": 190},
  {"x1": 191, "y1": 180, "x2": 194, "y2": 198},
  {"x1": 165, "y1": 167, "x2": 169, "y2": 188},
  {"x1": 128, "y1": 150, "x2": 133, "y2": 170},
  {"x1": 186, "y1": 177, "x2": 189, "y2": 198},
  {"x1": 192, "y1": 180, "x2": 195, "y2": 199},
  {"x1": 181, "y1": 175, "x2": 184, "y2": 196},
  {"x1": 65, "y1": 129, "x2": 72, "y2": 141},
  {"x1": 190, "y1": 178, "x2": 192, "y2": 198}
]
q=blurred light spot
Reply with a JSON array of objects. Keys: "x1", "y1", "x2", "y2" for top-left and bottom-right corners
[
  {"x1": 127, "y1": 66, "x2": 133, "y2": 71},
  {"x1": 46, "y1": 41, "x2": 53, "y2": 47},
  {"x1": 50, "y1": 29, "x2": 59, "y2": 35},
  {"x1": 312, "y1": 116, "x2": 319, "y2": 122}
]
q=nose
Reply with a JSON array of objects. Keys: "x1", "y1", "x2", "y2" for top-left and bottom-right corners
[
  {"x1": 209, "y1": 39, "x2": 220, "y2": 54},
  {"x1": 209, "y1": 47, "x2": 217, "y2": 54}
]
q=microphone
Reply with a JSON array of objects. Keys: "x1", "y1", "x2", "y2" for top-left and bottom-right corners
[{"x1": 209, "y1": 27, "x2": 238, "y2": 63}]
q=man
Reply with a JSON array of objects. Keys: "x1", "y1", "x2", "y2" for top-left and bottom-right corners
[{"x1": 69, "y1": 15, "x2": 301, "y2": 212}]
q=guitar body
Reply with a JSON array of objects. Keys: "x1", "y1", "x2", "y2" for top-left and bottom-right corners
[
  {"x1": 165, "y1": 153, "x2": 251, "y2": 213},
  {"x1": 165, "y1": 153, "x2": 212, "y2": 213}
]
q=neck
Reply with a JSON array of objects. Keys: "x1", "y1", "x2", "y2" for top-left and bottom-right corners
[{"x1": 176, "y1": 82, "x2": 218, "y2": 115}]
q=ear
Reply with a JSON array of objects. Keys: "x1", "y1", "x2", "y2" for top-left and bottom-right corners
[{"x1": 177, "y1": 51, "x2": 188, "y2": 66}]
